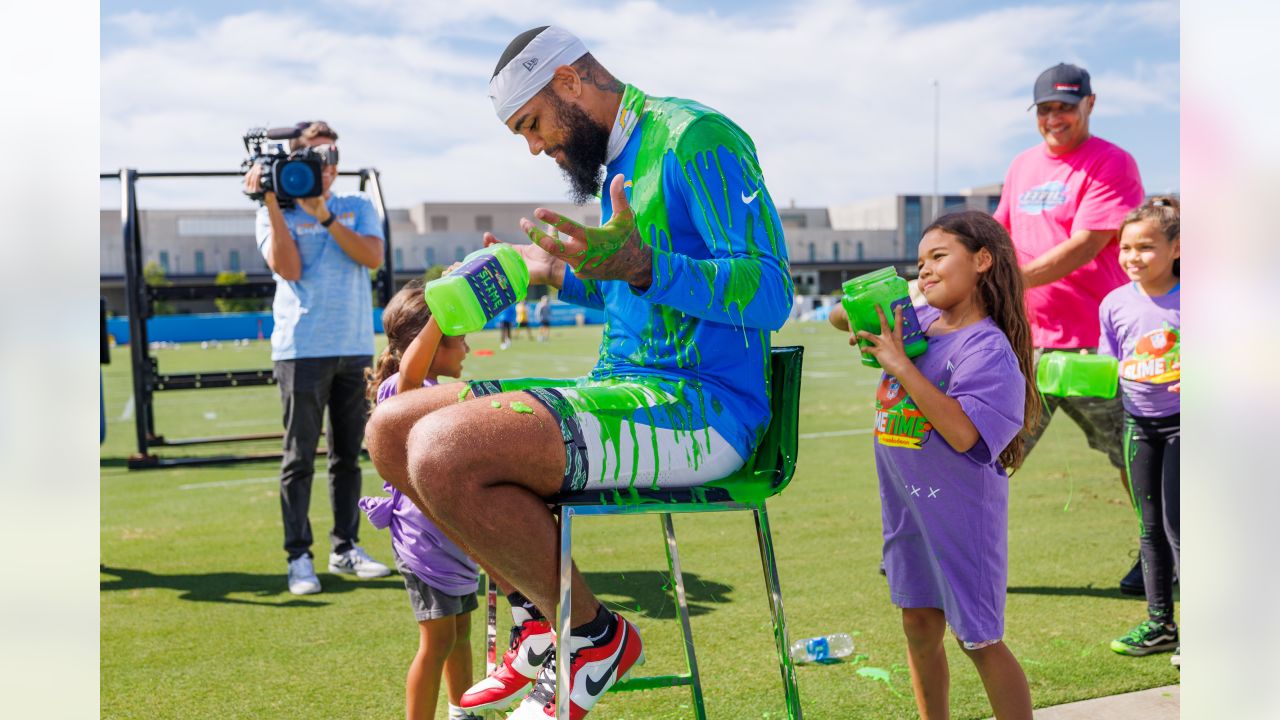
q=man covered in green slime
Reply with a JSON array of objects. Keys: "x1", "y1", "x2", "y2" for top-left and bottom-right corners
[{"x1": 367, "y1": 26, "x2": 792, "y2": 720}]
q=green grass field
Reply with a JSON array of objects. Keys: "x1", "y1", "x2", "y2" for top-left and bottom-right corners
[{"x1": 100, "y1": 322, "x2": 1178, "y2": 719}]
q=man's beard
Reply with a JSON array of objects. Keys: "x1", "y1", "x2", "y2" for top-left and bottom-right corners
[{"x1": 545, "y1": 93, "x2": 610, "y2": 204}]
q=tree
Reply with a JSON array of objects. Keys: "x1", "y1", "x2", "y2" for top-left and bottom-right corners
[
  {"x1": 421, "y1": 265, "x2": 447, "y2": 283},
  {"x1": 214, "y1": 271, "x2": 267, "y2": 313},
  {"x1": 143, "y1": 260, "x2": 176, "y2": 315}
]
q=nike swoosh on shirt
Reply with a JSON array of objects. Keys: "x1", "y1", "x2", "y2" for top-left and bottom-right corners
[
  {"x1": 741, "y1": 189, "x2": 760, "y2": 204},
  {"x1": 583, "y1": 625, "x2": 628, "y2": 697},
  {"x1": 526, "y1": 643, "x2": 552, "y2": 668}
]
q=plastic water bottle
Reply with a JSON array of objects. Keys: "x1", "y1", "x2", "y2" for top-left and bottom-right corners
[
  {"x1": 840, "y1": 267, "x2": 928, "y2": 368},
  {"x1": 789, "y1": 633, "x2": 855, "y2": 664},
  {"x1": 423, "y1": 245, "x2": 529, "y2": 336},
  {"x1": 1036, "y1": 351, "x2": 1119, "y2": 399}
]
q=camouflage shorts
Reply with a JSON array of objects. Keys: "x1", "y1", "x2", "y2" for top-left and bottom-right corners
[{"x1": 1023, "y1": 348, "x2": 1126, "y2": 471}]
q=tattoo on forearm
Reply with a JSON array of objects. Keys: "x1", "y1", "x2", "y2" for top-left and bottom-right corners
[
  {"x1": 530, "y1": 209, "x2": 651, "y2": 287},
  {"x1": 576, "y1": 226, "x2": 651, "y2": 287}
]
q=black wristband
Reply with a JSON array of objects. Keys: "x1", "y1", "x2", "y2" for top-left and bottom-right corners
[{"x1": 320, "y1": 212, "x2": 336, "y2": 228}]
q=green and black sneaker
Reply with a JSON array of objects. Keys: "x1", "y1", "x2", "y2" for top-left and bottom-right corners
[{"x1": 1110, "y1": 619, "x2": 1178, "y2": 656}]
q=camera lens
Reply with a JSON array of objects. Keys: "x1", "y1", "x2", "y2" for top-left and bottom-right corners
[{"x1": 278, "y1": 161, "x2": 318, "y2": 198}]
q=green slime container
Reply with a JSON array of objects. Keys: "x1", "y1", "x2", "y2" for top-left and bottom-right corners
[
  {"x1": 841, "y1": 267, "x2": 928, "y2": 368},
  {"x1": 1035, "y1": 351, "x2": 1118, "y2": 399},
  {"x1": 423, "y1": 245, "x2": 529, "y2": 336}
]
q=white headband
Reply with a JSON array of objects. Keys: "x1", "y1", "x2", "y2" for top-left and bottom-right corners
[{"x1": 489, "y1": 27, "x2": 589, "y2": 123}]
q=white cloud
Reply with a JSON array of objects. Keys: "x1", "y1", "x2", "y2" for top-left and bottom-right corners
[
  {"x1": 1092, "y1": 61, "x2": 1180, "y2": 116},
  {"x1": 101, "y1": 1, "x2": 1179, "y2": 209},
  {"x1": 102, "y1": 8, "x2": 195, "y2": 39}
]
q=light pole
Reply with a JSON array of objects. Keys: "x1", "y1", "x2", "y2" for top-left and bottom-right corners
[{"x1": 932, "y1": 78, "x2": 940, "y2": 221}]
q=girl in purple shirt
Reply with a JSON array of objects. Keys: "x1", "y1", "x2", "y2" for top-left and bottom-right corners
[
  {"x1": 359, "y1": 279, "x2": 482, "y2": 720},
  {"x1": 1099, "y1": 197, "x2": 1181, "y2": 662},
  {"x1": 833, "y1": 212, "x2": 1041, "y2": 720}
]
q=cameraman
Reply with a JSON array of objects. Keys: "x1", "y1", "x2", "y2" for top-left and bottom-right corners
[{"x1": 245, "y1": 120, "x2": 390, "y2": 595}]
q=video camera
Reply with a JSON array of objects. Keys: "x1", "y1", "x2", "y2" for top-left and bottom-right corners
[{"x1": 241, "y1": 124, "x2": 337, "y2": 205}]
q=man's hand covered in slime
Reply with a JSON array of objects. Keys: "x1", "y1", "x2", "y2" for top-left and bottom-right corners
[{"x1": 520, "y1": 174, "x2": 653, "y2": 289}]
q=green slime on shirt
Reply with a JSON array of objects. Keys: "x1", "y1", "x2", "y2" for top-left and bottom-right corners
[{"x1": 527, "y1": 86, "x2": 793, "y2": 501}]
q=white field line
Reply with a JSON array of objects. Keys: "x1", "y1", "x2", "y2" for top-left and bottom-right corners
[
  {"x1": 798, "y1": 368, "x2": 881, "y2": 385},
  {"x1": 488, "y1": 352, "x2": 594, "y2": 363},
  {"x1": 119, "y1": 396, "x2": 134, "y2": 421},
  {"x1": 203, "y1": 418, "x2": 278, "y2": 428},
  {"x1": 179, "y1": 476, "x2": 278, "y2": 491},
  {"x1": 798, "y1": 428, "x2": 873, "y2": 440}
]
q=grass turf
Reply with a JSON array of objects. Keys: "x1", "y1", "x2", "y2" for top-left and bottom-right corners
[{"x1": 100, "y1": 323, "x2": 1178, "y2": 719}]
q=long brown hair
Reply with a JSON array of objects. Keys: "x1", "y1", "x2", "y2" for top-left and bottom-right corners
[
  {"x1": 365, "y1": 278, "x2": 431, "y2": 404},
  {"x1": 1119, "y1": 195, "x2": 1180, "y2": 276},
  {"x1": 924, "y1": 211, "x2": 1042, "y2": 471}
]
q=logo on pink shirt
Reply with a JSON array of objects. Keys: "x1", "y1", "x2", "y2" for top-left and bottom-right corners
[{"x1": 1017, "y1": 181, "x2": 1068, "y2": 215}]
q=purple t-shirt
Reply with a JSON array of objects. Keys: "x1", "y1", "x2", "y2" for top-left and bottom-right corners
[
  {"x1": 1098, "y1": 283, "x2": 1180, "y2": 418},
  {"x1": 358, "y1": 374, "x2": 479, "y2": 596},
  {"x1": 873, "y1": 305, "x2": 1026, "y2": 644}
]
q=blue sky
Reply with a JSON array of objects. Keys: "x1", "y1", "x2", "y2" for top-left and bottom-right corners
[{"x1": 100, "y1": 0, "x2": 1178, "y2": 209}]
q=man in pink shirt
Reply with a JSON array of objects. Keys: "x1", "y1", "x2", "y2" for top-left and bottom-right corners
[{"x1": 994, "y1": 62, "x2": 1147, "y2": 593}]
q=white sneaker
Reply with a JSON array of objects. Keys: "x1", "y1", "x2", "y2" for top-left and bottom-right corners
[
  {"x1": 328, "y1": 545, "x2": 390, "y2": 578},
  {"x1": 287, "y1": 556, "x2": 322, "y2": 595}
]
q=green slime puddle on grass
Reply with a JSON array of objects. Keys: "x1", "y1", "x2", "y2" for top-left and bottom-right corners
[{"x1": 855, "y1": 666, "x2": 903, "y2": 697}]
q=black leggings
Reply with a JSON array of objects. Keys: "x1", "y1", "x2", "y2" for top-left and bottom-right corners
[{"x1": 1123, "y1": 413, "x2": 1180, "y2": 623}]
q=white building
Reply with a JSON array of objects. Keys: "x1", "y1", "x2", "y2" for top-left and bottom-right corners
[{"x1": 100, "y1": 187, "x2": 1002, "y2": 314}]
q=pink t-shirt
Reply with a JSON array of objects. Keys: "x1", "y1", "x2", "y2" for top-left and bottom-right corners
[{"x1": 994, "y1": 136, "x2": 1144, "y2": 349}]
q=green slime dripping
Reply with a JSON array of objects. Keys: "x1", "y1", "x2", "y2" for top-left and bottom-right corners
[
  {"x1": 515, "y1": 86, "x2": 798, "y2": 501},
  {"x1": 619, "y1": 86, "x2": 788, "y2": 493},
  {"x1": 510, "y1": 401, "x2": 534, "y2": 414}
]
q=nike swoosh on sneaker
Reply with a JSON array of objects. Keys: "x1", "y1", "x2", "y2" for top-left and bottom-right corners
[
  {"x1": 582, "y1": 625, "x2": 628, "y2": 697},
  {"x1": 741, "y1": 189, "x2": 760, "y2": 204},
  {"x1": 525, "y1": 643, "x2": 552, "y2": 668}
]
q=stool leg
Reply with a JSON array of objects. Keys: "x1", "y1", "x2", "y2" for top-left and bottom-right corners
[
  {"x1": 662, "y1": 514, "x2": 707, "y2": 720},
  {"x1": 486, "y1": 572, "x2": 499, "y2": 676},
  {"x1": 754, "y1": 503, "x2": 803, "y2": 719},
  {"x1": 557, "y1": 507, "x2": 574, "y2": 720}
]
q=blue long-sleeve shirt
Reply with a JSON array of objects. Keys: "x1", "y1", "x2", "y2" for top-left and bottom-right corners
[{"x1": 559, "y1": 91, "x2": 792, "y2": 459}]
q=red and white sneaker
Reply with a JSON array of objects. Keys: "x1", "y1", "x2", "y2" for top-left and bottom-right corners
[
  {"x1": 460, "y1": 617, "x2": 555, "y2": 712},
  {"x1": 507, "y1": 613, "x2": 645, "y2": 720}
]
